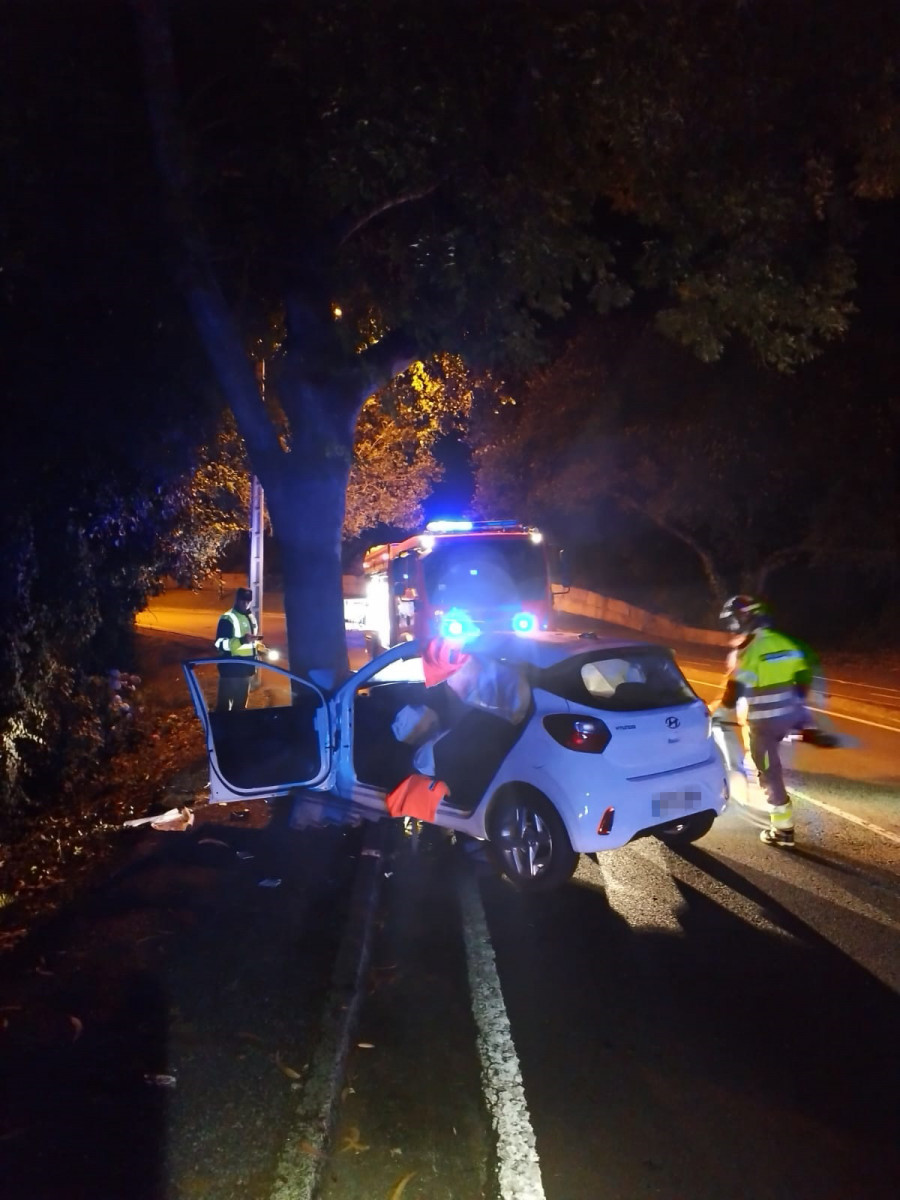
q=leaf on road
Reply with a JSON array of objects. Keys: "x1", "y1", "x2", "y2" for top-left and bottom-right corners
[
  {"x1": 388, "y1": 1171, "x2": 417, "y2": 1199},
  {"x1": 340, "y1": 1126, "x2": 370, "y2": 1153},
  {"x1": 274, "y1": 1050, "x2": 303, "y2": 1080}
]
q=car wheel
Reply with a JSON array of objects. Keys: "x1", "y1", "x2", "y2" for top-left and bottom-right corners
[
  {"x1": 487, "y1": 786, "x2": 578, "y2": 892},
  {"x1": 654, "y1": 810, "x2": 716, "y2": 845}
]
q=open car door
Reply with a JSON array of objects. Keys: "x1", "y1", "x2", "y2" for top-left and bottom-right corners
[{"x1": 182, "y1": 658, "x2": 332, "y2": 803}]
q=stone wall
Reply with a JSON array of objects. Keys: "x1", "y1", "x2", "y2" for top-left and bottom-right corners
[{"x1": 555, "y1": 586, "x2": 731, "y2": 648}]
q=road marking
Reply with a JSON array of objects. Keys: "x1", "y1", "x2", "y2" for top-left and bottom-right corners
[
  {"x1": 822, "y1": 676, "x2": 900, "y2": 697},
  {"x1": 806, "y1": 706, "x2": 900, "y2": 735},
  {"x1": 459, "y1": 874, "x2": 546, "y2": 1200},
  {"x1": 684, "y1": 675, "x2": 900, "y2": 735},
  {"x1": 792, "y1": 788, "x2": 900, "y2": 846}
]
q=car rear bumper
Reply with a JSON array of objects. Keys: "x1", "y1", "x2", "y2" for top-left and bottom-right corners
[{"x1": 565, "y1": 759, "x2": 728, "y2": 853}]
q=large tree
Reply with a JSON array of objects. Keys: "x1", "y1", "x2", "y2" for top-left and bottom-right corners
[
  {"x1": 471, "y1": 310, "x2": 899, "y2": 615},
  {"x1": 127, "y1": 0, "x2": 899, "y2": 679}
]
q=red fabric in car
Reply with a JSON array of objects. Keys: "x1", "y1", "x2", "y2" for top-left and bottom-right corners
[
  {"x1": 385, "y1": 774, "x2": 451, "y2": 821},
  {"x1": 422, "y1": 637, "x2": 470, "y2": 688}
]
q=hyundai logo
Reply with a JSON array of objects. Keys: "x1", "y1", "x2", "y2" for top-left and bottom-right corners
[{"x1": 665, "y1": 716, "x2": 681, "y2": 729}]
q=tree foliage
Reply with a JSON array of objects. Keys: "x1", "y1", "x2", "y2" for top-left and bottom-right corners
[
  {"x1": 0, "y1": 2, "x2": 224, "y2": 813},
  {"x1": 124, "y1": 0, "x2": 900, "y2": 676},
  {"x1": 345, "y1": 354, "x2": 482, "y2": 538},
  {"x1": 471, "y1": 312, "x2": 899, "y2": 621}
]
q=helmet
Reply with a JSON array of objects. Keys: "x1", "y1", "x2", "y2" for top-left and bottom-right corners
[{"x1": 719, "y1": 594, "x2": 770, "y2": 634}]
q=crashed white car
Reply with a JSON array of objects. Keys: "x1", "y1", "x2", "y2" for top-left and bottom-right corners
[{"x1": 183, "y1": 632, "x2": 729, "y2": 891}]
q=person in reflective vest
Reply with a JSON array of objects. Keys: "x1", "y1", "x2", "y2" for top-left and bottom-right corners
[
  {"x1": 718, "y1": 595, "x2": 814, "y2": 848},
  {"x1": 214, "y1": 587, "x2": 259, "y2": 712}
]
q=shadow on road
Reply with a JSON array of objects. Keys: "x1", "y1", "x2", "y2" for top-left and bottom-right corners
[
  {"x1": 478, "y1": 848, "x2": 900, "y2": 1200},
  {"x1": 0, "y1": 799, "x2": 366, "y2": 1200}
]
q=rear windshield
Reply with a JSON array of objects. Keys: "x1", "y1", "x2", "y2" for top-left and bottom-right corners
[{"x1": 539, "y1": 648, "x2": 696, "y2": 712}]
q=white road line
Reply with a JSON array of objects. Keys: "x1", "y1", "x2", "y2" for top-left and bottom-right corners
[
  {"x1": 806, "y1": 706, "x2": 900, "y2": 735},
  {"x1": 791, "y1": 788, "x2": 900, "y2": 846},
  {"x1": 684, "y1": 675, "x2": 900, "y2": 734},
  {"x1": 459, "y1": 874, "x2": 546, "y2": 1200},
  {"x1": 823, "y1": 676, "x2": 900, "y2": 697}
]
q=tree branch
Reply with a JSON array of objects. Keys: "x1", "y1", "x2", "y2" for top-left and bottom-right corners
[
  {"x1": 129, "y1": 0, "x2": 280, "y2": 465},
  {"x1": 355, "y1": 328, "x2": 421, "y2": 398},
  {"x1": 337, "y1": 183, "x2": 441, "y2": 248},
  {"x1": 616, "y1": 492, "x2": 729, "y2": 605}
]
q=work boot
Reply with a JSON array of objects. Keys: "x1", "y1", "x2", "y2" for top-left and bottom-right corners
[{"x1": 760, "y1": 827, "x2": 795, "y2": 849}]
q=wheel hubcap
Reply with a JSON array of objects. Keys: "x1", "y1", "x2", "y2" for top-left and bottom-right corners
[{"x1": 497, "y1": 804, "x2": 553, "y2": 879}]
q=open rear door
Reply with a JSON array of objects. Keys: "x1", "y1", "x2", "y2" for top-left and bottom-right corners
[{"x1": 183, "y1": 658, "x2": 332, "y2": 803}]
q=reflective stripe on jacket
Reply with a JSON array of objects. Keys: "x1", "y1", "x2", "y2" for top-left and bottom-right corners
[
  {"x1": 733, "y1": 628, "x2": 810, "y2": 723},
  {"x1": 214, "y1": 609, "x2": 257, "y2": 658}
]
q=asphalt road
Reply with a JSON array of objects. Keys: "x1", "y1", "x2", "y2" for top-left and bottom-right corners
[{"x1": 133, "y1": 584, "x2": 900, "y2": 1200}]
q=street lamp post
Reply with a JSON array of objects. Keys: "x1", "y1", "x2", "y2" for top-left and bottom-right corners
[{"x1": 249, "y1": 360, "x2": 265, "y2": 635}]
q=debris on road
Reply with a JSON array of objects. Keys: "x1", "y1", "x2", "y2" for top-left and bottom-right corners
[{"x1": 122, "y1": 806, "x2": 194, "y2": 832}]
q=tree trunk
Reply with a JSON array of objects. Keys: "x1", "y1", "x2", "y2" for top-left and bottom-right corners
[{"x1": 263, "y1": 455, "x2": 351, "y2": 686}]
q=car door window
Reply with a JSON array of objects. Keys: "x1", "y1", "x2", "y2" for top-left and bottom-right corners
[{"x1": 367, "y1": 655, "x2": 425, "y2": 684}]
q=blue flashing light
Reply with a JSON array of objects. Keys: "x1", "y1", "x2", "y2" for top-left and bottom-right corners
[
  {"x1": 512, "y1": 611, "x2": 538, "y2": 634},
  {"x1": 426, "y1": 519, "x2": 474, "y2": 533},
  {"x1": 440, "y1": 607, "x2": 480, "y2": 641}
]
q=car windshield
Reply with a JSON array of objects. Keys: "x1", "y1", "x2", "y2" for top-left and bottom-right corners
[
  {"x1": 540, "y1": 648, "x2": 696, "y2": 712},
  {"x1": 422, "y1": 536, "x2": 547, "y2": 608}
]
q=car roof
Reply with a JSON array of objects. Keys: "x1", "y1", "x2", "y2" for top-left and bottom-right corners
[{"x1": 468, "y1": 630, "x2": 659, "y2": 669}]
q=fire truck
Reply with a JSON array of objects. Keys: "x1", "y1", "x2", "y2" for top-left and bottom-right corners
[{"x1": 361, "y1": 519, "x2": 561, "y2": 652}]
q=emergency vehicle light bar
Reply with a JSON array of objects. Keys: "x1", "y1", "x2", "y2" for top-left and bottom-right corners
[
  {"x1": 425, "y1": 519, "x2": 526, "y2": 534},
  {"x1": 425, "y1": 519, "x2": 473, "y2": 533}
]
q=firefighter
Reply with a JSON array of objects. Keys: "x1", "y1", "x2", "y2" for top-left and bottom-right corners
[
  {"x1": 718, "y1": 595, "x2": 814, "y2": 848},
  {"x1": 214, "y1": 586, "x2": 259, "y2": 712}
]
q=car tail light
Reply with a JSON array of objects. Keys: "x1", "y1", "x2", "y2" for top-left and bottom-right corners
[
  {"x1": 597, "y1": 806, "x2": 615, "y2": 835},
  {"x1": 543, "y1": 714, "x2": 611, "y2": 753}
]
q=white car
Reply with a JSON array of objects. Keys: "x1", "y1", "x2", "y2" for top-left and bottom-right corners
[{"x1": 183, "y1": 632, "x2": 729, "y2": 891}]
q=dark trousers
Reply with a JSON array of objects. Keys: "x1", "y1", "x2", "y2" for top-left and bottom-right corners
[{"x1": 216, "y1": 674, "x2": 252, "y2": 712}]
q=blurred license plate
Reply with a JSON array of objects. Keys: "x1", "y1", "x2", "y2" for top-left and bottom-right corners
[{"x1": 652, "y1": 790, "x2": 701, "y2": 818}]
